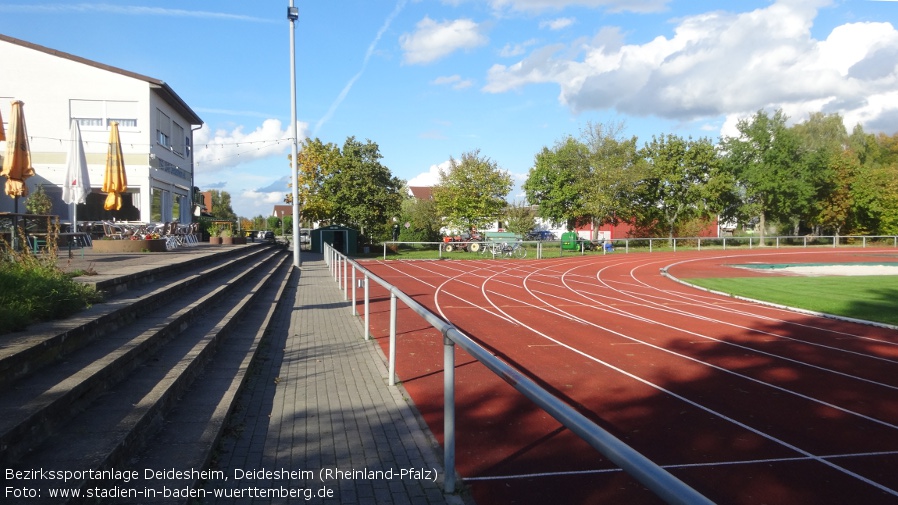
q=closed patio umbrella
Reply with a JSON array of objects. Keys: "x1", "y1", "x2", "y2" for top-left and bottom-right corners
[
  {"x1": 1, "y1": 100, "x2": 35, "y2": 211},
  {"x1": 101, "y1": 121, "x2": 127, "y2": 211},
  {"x1": 0, "y1": 105, "x2": 5, "y2": 141},
  {"x1": 62, "y1": 119, "x2": 91, "y2": 226}
]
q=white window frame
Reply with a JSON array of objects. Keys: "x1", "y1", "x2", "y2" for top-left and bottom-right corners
[{"x1": 70, "y1": 100, "x2": 138, "y2": 132}]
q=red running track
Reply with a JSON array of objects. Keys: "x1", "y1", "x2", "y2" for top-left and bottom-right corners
[{"x1": 353, "y1": 248, "x2": 898, "y2": 505}]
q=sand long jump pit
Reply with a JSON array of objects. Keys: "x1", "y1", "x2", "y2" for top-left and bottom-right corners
[{"x1": 734, "y1": 262, "x2": 898, "y2": 276}]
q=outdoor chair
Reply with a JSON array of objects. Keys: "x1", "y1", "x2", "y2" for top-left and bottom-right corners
[{"x1": 102, "y1": 221, "x2": 124, "y2": 239}]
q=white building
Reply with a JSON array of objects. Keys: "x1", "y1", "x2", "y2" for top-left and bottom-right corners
[{"x1": 0, "y1": 34, "x2": 202, "y2": 224}]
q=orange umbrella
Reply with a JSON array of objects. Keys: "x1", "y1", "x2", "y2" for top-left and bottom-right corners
[
  {"x1": 102, "y1": 121, "x2": 127, "y2": 211},
  {"x1": 1, "y1": 101, "x2": 35, "y2": 204}
]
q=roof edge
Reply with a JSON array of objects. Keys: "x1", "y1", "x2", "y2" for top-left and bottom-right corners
[{"x1": 0, "y1": 33, "x2": 203, "y2": 126}]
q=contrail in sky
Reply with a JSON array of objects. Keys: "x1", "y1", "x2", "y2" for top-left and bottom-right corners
[
  {"x1": 313, "y1": 0, "x2": 407, "y2": 136},
  {"x1": 0, "y1": 3, "x2": 276, "y2": 23}
]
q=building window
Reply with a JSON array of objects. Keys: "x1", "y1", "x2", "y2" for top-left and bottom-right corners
[
  {"x1": 108, "y1": 118, "x2": 138, "y2": 128},
  {"x1": 172, "y1": 122, "x2": 185, "y2": 156},
  {"x1": 76, "y1": 118, "x2": 105, "y2": 128},
  {"x1": 156, "y1": 109, "x2": 171, "y2": 148},
  {"x1": 70, "y1": 100, "x2": 137, "y2": 131}
]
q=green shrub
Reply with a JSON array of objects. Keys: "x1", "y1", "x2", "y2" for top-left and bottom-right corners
[{"x1": 0, "y1": 238, "x2": 101, "y2": 335}]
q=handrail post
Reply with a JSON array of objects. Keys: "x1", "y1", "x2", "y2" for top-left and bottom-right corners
[
  {"x1": 343, "y1": 256, "x2": 348, "y2": 300},
  {"x1": 389, "y1": 292, "x2": 397, "y2": 385},
  {"x1": 351, "y1": 267, "x2": 357, "y2": 314},
  {"x1": 364, "y1": 276, "x2": 370, "y2": 340},
  {"x1": 443, "y1": 333, "x2": 456, "y2": 494}
]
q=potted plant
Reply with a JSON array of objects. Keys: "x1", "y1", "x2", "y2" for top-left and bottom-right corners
[
  {"x1": 220, "y1": 227, "x2": 233, "y2": 245},
  {"x1": 208, "y1": 225, "x2": 222, "y2": 245},
  {"x1": 25, "y1": 184, "x2": 53, "y2": 215}
]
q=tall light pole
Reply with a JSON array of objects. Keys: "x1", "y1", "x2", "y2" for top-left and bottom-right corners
[{"x1": 288, "y1": 2, "x2": 301, "y2": 267}]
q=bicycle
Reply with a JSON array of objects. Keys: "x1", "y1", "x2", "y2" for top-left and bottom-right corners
[{"x1": 489, "y1": 240, "x2": 527, "y2": 258}]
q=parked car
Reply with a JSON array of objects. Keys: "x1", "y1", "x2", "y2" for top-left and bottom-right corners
[
  {"x1": 527, "y1": 230, "x2": 557, "y2": 241},
  {"x1": 260, "y1": 231, "x2": 275, "y2": 243}
]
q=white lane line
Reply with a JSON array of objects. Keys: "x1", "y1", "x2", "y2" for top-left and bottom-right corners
[{"x1": 464, "y1": 450, "x2": 898, "y2": 482}]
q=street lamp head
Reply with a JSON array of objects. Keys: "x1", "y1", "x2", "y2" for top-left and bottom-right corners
[{"x1": 287, "y1": 6, "x2": 299, "y2": 21}]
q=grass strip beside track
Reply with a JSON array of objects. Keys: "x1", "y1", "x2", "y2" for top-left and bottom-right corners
[{"x1": 686, "y1": 275, "x2": 898, "y2": 326}]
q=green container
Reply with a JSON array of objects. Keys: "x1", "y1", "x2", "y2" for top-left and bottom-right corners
[{"x1": 561, "y1": 231, "x2": 580, "y2": 251}]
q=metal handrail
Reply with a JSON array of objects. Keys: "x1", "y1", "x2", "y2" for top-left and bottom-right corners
[{"x1": 323, "y1": 243, "x2": 713, "y2": 505}]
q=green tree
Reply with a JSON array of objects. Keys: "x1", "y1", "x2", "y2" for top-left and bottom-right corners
[
  {"x1": 638, "y1": 135, "x2": 722, "y2": 239},
  {"x1": 398, "y1": 192, "x2": 442, "y2": 242},
  {"x1": 432, "y1": 149, "x2": 513, "y2": 232},
  {"x1": 579, "y1": 121, "x2": 647, "y2": 238},
  {"x1": 523, "y1": 136, "x2": 590, "y2": 230},
  {"x1": 503, "y1": 201, "x2": 536, "y2": 236},
  {"x1": 290, "y1": 137, "x2": 341, "y2": 224},
  {"x1": 813, "y1": 150, "x2": 858, "y2": 237},
  {"x1": 209, "y1": 190, "x2": 237, "y2": 221},
  {"x1": 792, "y1": 112, "x2": 851, "y2": 234},
  {"x1": 720, "y1": 109, "x2": 811, "y2": 242},
  {"x1": 321, "y1": 137, "x2": 403, "y2": 241},
  {"x1": 851, "y1": 131, "x2": 898, "y2": 235}
]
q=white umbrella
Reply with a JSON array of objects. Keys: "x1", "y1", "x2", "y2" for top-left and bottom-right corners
[{"x1": 62, "y1": 119, "x2": 91, "y2": 229}]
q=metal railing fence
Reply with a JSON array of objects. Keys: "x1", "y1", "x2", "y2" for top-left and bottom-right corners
[
  {"x1": 323, "y1": 243, "x2": 714, "y2": 505},
  {"x1": 381, "y1": 234, "x2": 898, "y2": 259}
]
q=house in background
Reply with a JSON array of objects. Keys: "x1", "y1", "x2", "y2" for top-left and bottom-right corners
[{"x1": 0, "y1": 34, "x2": 203, "y2": 224}]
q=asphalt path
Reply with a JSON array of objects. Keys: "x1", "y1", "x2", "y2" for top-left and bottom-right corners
[{"x1": 357, "y1": 248, "x2": 898, "y2": 505}]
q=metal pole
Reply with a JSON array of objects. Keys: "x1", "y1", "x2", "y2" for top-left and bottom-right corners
[
  {"x1": 364, "y1": 276, "x2": 370, "y2": 340},
  {"x1": 389, "y1": 293, "x2": 397, "y2": 385},
  {"x1": 351, "y1": 267, "x2": 357, "y2": 314},
  {"x1": 288, "y1": 2, "x2": 300, "y2": 267},
  {"x1": 443, "y1": 335, "x2": 456, "y2": 493}
]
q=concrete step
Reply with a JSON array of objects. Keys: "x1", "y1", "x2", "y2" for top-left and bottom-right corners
[
  {"x1": 12, "y1": 252, "x2": 293, "y2": 504},
  {"x1": 0, "y1": 245, "x2": 279, "y2": 390},
  {"x1": 1, "y1": 246, "x2": 290, "y2": 503},
  {"x1": 118, "y1": 261, "x2": 299, "y2": 504}
]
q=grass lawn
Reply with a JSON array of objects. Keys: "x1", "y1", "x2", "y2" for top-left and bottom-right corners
[{"x1": 686, "y1": 275, "x2": 898, "y2": 326}]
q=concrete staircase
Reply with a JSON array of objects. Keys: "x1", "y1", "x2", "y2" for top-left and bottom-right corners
[{"x1": 0, "y1": 244, "x2": 294, "y2": 503}]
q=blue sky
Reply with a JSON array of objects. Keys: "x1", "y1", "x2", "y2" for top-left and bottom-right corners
[{"x1": 2, "y1": 0, "x2": 897, "y2": 218}]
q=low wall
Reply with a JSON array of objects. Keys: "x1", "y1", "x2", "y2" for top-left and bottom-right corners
[{"x1": 92, "y1": 239, "x2": 167, "y2": 253}]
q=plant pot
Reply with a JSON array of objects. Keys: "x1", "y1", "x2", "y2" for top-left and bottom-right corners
[
  {"x1": 93, "y1": 238, "x2": 167, "y2": 253},
  {"x1": 221, "y1": 236, "x2": 234, "y2": 245},
  {"x1": 209, "y1": 236, "x2": 222, "y2": 245}
]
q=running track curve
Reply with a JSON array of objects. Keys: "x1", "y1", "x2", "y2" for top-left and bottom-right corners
[{"x1": 356, "y1": 248, "x2": 898, "y2": 505}]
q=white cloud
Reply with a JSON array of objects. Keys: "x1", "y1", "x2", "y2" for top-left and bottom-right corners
[
  {"x1": 486, "y1": 0, "x2": 669, "y2": 14},
  {"x1": 432, "y1": 74, "x2": 474, "y2": 89},
  {"x1": 483, "y1": 0, "x2": 898, "y2": 134},
  {"x1": 499, "y1": 39, "x2": 539, "y2": 57},
  {"x1": 407, "y1": 161, "x2": 450, "y2": 186},
  {"x1": 540, "y1": 17, "x2": 575, "y2": 30},
  {"x1": 193, "y1": 118, "x2": 309, "y2": 173},
  {"x1": 400, "y1": 17, "x2": 489, "y2": 65}
]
